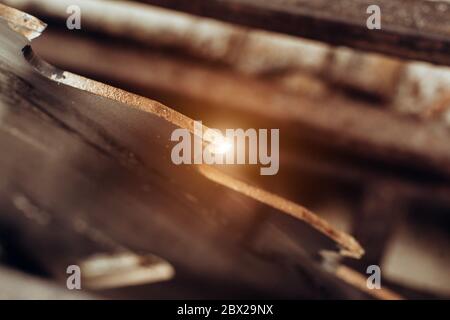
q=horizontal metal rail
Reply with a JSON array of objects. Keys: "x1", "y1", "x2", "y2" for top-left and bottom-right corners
[{"x1": 144, "y1": 0, "x2": 450, "y2": 66}]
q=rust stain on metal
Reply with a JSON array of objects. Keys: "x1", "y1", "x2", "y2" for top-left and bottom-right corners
[
  {"x1": 198, "y1": 165, "x2": 365, "y2": 259},
  {"x1": 1, "y1": 3, "x2": 363, "y2": 264},
  {"x1": 6, "y1": 39, "x2": 365, "y2": 259},
  {"x1": 0, "y1": 3, "x2": 46, "y2": 40}
]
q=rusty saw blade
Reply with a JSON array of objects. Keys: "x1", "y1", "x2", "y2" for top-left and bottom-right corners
[{"x1": 0, "y1": 4, "x2": 371, "y2": 298}]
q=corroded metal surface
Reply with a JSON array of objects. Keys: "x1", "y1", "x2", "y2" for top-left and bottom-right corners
[
  {"x1": 0, "y1": 6, "x2": 369, "y2": 298},
  {"x1": 0, "y1": 3, "x2": 46, "y2": 40}
]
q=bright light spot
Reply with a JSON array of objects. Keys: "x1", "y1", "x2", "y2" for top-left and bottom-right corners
[
  {"x1": 203, "y1": 128, "x2": 233, "y2": 155},
  {"x1": 212, "y1": 138, "x2": 233, "y2": 154}
]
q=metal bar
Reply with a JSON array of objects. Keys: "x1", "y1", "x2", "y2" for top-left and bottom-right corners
[{"x1": 143, "y1": 0, "x2": 450, "y2": 66}]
